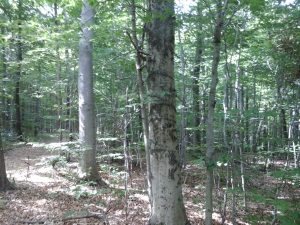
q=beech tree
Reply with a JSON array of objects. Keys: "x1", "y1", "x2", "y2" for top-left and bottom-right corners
[
  {"x1": 0, "y1": 131, "x2": 10, "y2": 191},
  {"x1": 146, "y1": 0, "x2": 189, "y2": 224},
  {"x1": 205, "y1": 1, "x2": 228, "y2": 224},
  {"x1": 15, "y1": 0, "x2": 23, "y2": 140},
  {"x1": 0, "y1": 0, "x2": 299, "y2": 223},
  {"x1": 127, "y1": 0, "x2": 151, "y2": 194},
  {"x1": 78, "y1": 0, "x2": 100, "y2": 181}
]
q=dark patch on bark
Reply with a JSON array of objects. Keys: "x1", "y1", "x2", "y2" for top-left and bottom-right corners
[
  {"x1": 168, "y1": 151, "x2": 177, "y2": 165},
  {"x1": 148, "y1": 30, "x2": 174, "y2": 60},
  {"x1": 170, "y1": 128, "x2": 177, "y2": 141},
  {"x1": 168, "y1": 151, "x2": 178, "y2": 180},
  {"x1": 168, "y1": 167, "x2": 177, "y2": 180},
  {"x1": 151, "y1": 148, "x2": 165, "y2": 155}
]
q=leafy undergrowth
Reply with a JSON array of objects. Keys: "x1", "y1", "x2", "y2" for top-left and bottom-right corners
[{"x1": 0, "y1": 142, "x2": 299, "y2": 224}]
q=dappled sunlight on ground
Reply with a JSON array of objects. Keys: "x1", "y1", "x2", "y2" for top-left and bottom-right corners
[
  {"x1": 1, "y1": 143, "x2": 203, "y2": 224},
  {"x1": 2, "y1": 142, "x2": 297, "y2": 224},
  {"x1": 1, "y1": 144, "x2": 151, "y2": 224}
]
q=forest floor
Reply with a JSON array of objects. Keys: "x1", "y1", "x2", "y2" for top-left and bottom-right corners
[{"x1": 0, "y1": 139, "x2": 299, "y2": 225}]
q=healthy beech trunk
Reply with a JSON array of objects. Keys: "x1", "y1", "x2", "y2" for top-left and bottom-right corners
[
  {"x1": 205, "y1": 1, "x2": 228, "y2": 225},
  {"x1": 129, "y1": 0, "x2": 152, "y2": 199},
  {"x1": 78, "y1": 0, "x2": 98, "y2": 181},
  {"x1": 146, "y1": 0, "x2": 189, "y2": 224},
  {"x1": 0, "y1": 132, "x2": 10, "y2": 191}
]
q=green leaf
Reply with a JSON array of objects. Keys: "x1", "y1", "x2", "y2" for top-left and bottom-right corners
[{"x1": 244, "y1": 0, "x2": 265, "y2": 13}]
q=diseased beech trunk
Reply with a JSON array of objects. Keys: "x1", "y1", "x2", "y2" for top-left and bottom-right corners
[
  {"x1": 146, "y1": 0, "x2": 189, "y2": 224},
  {"x1": 78, "y1": 0, "x2": 99, "y2": 181}
]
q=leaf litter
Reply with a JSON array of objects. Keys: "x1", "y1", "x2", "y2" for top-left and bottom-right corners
[{"x1": 2, "y1": 142, "x2": 298, "y2": 224}]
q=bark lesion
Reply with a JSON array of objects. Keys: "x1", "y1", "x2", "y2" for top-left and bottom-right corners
[
  {"x1": 168, "y1": 151, "x2": 178, "y2": 165},
  {"x1": 168, "y1": 165, "x2": 179, "y2": 180}
]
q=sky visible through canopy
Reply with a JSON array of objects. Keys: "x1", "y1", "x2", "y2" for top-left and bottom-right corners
[
  {"x1": 175, "y1": 0, "x2": 296, "y2": 13},
  {"x1": 176, "y1": 0, "x2": 195, "y2": 13}
]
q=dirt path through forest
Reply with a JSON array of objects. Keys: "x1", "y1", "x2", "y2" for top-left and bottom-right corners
[{"x1": 5, "y1": 145, "x2": 62, "y2": 186}]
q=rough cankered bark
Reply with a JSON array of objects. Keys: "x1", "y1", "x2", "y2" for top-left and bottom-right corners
[
  {"x1": 146, "y1": 0, "x2": 189, "y2": 224},
  {"x1": 78, "y1": 0, "x2": 99, "y2": 181}
]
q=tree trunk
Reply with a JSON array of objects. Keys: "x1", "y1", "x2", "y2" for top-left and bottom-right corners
[
  {"x1": 1, "y1": 28, "x2": 10, "y2": 132},
  {"x1": 123, "y1": 87, "x2": 130, "y2": 224},
  {"x1": 192, "y1": 2, "x2": 203, "y2": 147},
  {"x1": 15, "y1": 0, "x2": 23, "y2": 140},
  {"x1": 276, "y1": 69, "x2": 288, "y2": 144},
  {"x1": 0, "y1": 131, "x2": 10, "y2": 191},
  {"x1": 65, "y1": 47, "x2": 72, "y2": 140},
  {"x1": 205, "y1": 1, "x2": 228, "y2": 225},
  {"x1": 128, "y1": 0, "x2": 151, "y2": 199},
  {"x1": 34, "y1": 64, "x2": 42, "y2": 137},
  {"x1": 178, "y1": 27, "x2": 187, "y2": 167},
  {"x1": 235, "y1": 63, "x2": 247, "y2": 210},
  {"x1": 78, "y1": 0, "x2": 100, "y2": 182},
  {"x1": 146, "y1": 1, "x2": 189, "y2": 224},
  {"x1": 54, "y1": 1, "x2": 63, "y2": 142}
]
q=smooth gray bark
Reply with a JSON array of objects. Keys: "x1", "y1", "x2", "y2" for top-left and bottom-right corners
[
  {"x1": 0, "y1": 131, "x2": 10, "y2": 191},
  {"x1": 34, "y1": 64, "x2": 42, "y2": 137},
  {"x1": 146, "y1": 0, "x2": 189, "y2": 224},
  {"x1": 192, "y1": 2, "x2": 203, "y2": 147},
  {"x1": 128, "y1": 0, "x2": 152, "y2": 200},
  {"x1": 15, "y1": 0, "x2": 23, "y2": 140},
  {"x1": 78, "y1": 0, "x2": 99, "y2": 181},
  {"x1": 178, "y1": 28, "x2": 187, "y2": 167},
  {"x1": 1, "y1": 27, "x2": 8, "y2": 132},
  {"x1": 205, "y1": 1, "x2": 228, "y2": 225},
  {"x1": 54, "y1": 1, "x2": 63, "y2": 142}
]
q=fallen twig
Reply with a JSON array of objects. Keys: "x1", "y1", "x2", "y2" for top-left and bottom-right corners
[{"x1": 17, "y1": 212, "x2": 109, "y2": 225}]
